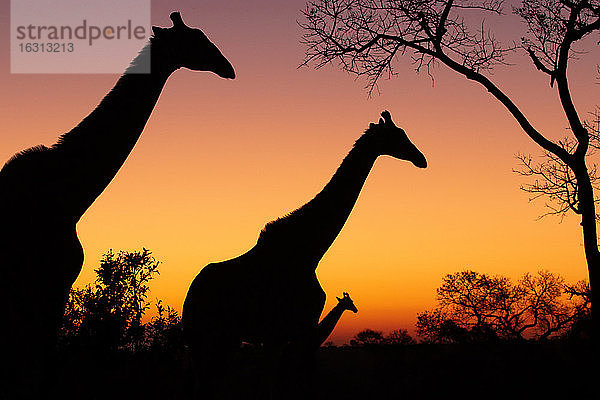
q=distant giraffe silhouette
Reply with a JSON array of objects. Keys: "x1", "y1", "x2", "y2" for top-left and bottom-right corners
[
  {"x1": 182, "y1": 111, "x2": 426, "y2": 398},
  {"x1": 0, "y1": 12, "x2": 234, "y2": 398},
  {"x1": 275, "y1": 292, "x2": 358, "y2": 399},
  {"x1": 314, "y1": 292, "x2": 358, "y2": 348}
]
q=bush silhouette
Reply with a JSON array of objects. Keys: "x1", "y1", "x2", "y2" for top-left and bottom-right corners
[
  {"x1": 60, "y1": 249, "x2": 181, "y2": 353},
  {"x1": 350, "y1": 329, "x2": 386, "y2": 346},
  {"x1": 350, "y1": 328, "x2": 416, "y2": 346},
  {"x1": 386, "y1": 329, "x2": 416, "y2": 346}
]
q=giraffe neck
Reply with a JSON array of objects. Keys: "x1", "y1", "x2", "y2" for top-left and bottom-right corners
[
  {"x1": 52, "y1": 39, "x2": 176, "y2": 217},
  {"x1": 260, "y1": 140, "x2": 378, "y2": 264},
  {"x1": 309, "y1": 143, "x2": 378, "y2": 246},
  {"x1": 315, "y1": 303, "x2": 346, "y2": 347}
]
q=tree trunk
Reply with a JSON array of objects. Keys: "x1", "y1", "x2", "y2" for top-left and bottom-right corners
[{"x1": 574, "y1": 162, "x2": 598, "y2": 341}]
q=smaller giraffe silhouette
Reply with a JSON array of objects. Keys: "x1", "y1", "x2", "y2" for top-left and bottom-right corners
[
  {"x1": 274, "y1": 292, "x2": 358, "y2": 399},
  {"x1": 313, "y1": 292, "x2": 358, "y2": 348}
]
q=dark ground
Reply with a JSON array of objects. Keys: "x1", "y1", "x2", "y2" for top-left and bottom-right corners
[{"x1": 55, "y1": 341, "x2": 594, "y2": 400}]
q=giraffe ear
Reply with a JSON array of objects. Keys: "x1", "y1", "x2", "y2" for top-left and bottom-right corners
[{"x1": 336, "y1": 296, "x2": 342, "y2": 301}]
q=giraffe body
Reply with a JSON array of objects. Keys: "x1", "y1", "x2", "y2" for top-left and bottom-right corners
[{"x1": 185, "y1": 250, "x2": 325, "y2": 347}]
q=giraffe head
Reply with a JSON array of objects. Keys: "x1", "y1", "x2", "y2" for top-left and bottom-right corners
[
  {"x1": 151, "y1": 12, "x2": 235, "y2": 78},
  {"x1": 336, "y1": 292, "x2": 358, "y2": 313},
  {"x1": 365, "y1": 111, "x2": 427, "y2": 168}
]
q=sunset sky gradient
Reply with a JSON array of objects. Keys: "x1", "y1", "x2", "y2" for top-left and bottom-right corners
[{"x1": 0, "y1": 0, "x2": 597, "y2": 343}]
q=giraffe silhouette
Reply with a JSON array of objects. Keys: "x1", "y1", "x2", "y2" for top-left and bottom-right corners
[
  {"x1": 0, "y1": 12, "x2": 234, "y2": 398},
  {"x1": 182, "y1": 110, "x2": 426, "y2": 398},
  {"x1": 314, "y1": 292, "x2": 358, "y2": 348}
]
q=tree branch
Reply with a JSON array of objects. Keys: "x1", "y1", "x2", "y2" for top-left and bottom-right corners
[{"x1": 433, "y1": 50, "x2": 572, "y2": 163}]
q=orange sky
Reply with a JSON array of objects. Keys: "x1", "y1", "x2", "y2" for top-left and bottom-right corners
[{"x1": 0, "y1": 0, "x2": 597, "y2": 343}]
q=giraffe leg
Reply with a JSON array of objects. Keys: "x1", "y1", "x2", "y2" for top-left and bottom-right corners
[
  {"x1": 282, "y1": 330, "x2": 320, "y2": 400},
  {"x1": 262, "y1": 341, "x2": 287, "y2": 400},
  {"x1": 1, "y1": 283, "x2": 64, "y2": 399},
  {"x1": 189, "y1": 334, "x2": 238, "y2": 400}
]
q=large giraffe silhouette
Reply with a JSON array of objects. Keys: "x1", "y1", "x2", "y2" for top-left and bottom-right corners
[
  {"x1": 0, "y1": 12, "x2": 234, "y2": 398},
  {"x1": 182, "y1": 111, "x2": 426, "y2": 398}
]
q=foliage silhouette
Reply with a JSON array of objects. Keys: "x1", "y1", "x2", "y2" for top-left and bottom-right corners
[
  {"x1": 386, "y1": 329, "x2": 417, "y2": 346},
  {"x1": 416, "y1": 270, "x2": 590, "y2": 343},
  {"x1": 300, "y1": 0, "x2": 600, "y2": 339},
  {"x1": 60, "y1": 249, "x2": 182, "y2": 354},
  {"x1": 350, "y1": 329, "x2": 387, "y2": 346},
  {"x1": 145, "y1": 299, "x2": 185, "y2": 353},
  {"x1": 349, "y1": 328, "x2": 416, "y2": 346}
]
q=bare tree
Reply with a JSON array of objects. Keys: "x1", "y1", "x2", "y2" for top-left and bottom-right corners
[
  {"x1": 515, "y1": 110, "x2": 600, "y2": 220},
  {"x1": 300, "y1": 0, "x2": 599, "y2": 334}
]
